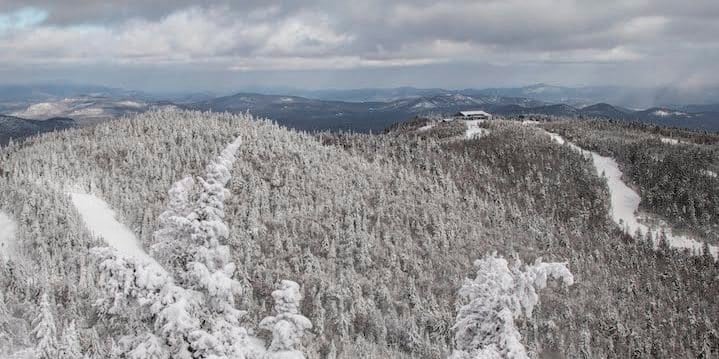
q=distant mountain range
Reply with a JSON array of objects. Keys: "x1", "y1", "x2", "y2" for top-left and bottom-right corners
[
  {"x1": 189, "y1": 92, "x2": 550, "y2": 132},
  {"x1": 275, "y1": 83, "x2": 719, "y2": 110},
  {"x1": 0, "y1": 84, "x2": 213, "y2": 113},
  {"x1": 190, "y1": 92, "x2": 719, "y2": 132},
  {"x1": 1, "y1": 83, "x2": 718, "y2": 140}
]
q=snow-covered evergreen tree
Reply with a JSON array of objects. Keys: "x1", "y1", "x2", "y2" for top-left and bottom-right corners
[
  {"x1": 449, "y1": 253, "x2": 574, "y2": 359},
  {"x1": 151, "y1": 176, "x2": 196, "y2": 274},
  {"x1": 58, "y1": 321, "x2": 81, "y2": 359},
  {"x1": 92, "y1": 135, "x2": 256, "y2": 358},
  {"x1": 32, "y1": 293, "x2": 58, "y2": 359},
  {"x1": 260, "y1": 280, "x2": 313, "y2": 359}
]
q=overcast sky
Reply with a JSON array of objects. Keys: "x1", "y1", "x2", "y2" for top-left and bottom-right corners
[{"x1": 0, "y1": 0, "x2": 717, "y2": 92}]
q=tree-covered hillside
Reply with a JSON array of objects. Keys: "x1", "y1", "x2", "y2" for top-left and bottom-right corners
[
  {"x1": 1, "y1": 111, "x2": 718, "y2": 358},
  {"x1": 543, "y1": 120, "x2": 719, "y2": 243}
]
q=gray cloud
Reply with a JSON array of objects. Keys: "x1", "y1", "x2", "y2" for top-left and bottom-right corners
[{"x1": 0, "y1": 0, "x2": 717, "y2": 91}]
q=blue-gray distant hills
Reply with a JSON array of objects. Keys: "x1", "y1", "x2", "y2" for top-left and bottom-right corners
[
  {"x1": 191, "y1": 92, "x2": 719, "y2": 132},
  {"x1": 0, "y1": 115, "x2": 75, "y2": 145},
  {"x1": 1, "y1": 83, "x2": 718, "y2": 139}
]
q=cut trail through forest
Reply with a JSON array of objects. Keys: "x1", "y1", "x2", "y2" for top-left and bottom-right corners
[
  {"x1": 0, "y1": 211, "x2": 17, "y2": 259},
  {"x1": 69, "y1": 191, "x2": 153, "y2": 262},
  {"x1": 543, "y1": 129, "x2": 718, "y2": 259}
]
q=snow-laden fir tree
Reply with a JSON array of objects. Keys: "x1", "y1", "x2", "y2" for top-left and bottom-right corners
[
  {"x1": 151, "y1": 176, "x2": 196, "y2": 274},
  {"x1": 260, "y1": 280, "x2": 313, "y2": 359},
  {"x1": 156, "y1": 136, "x2": 250, "y2": 358},
  {"x1": 93, "y1": 135, "x2": 257, "y2": 358},
  {"x1": 58, "y1": 321, "x2": 81, "y2": 359},
  {"x1": 32, "y1": 293, "x2": 58, "y2": 359},
  {"x1": 449, "y1": 253, "x2": 574, "y2": 359}
]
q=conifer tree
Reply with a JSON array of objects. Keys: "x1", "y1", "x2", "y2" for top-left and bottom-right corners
[
  {"x1": 32, "y1": 293, "x2": 58, "y2": 359},
  {"x1": 260, "y1": 280, "x2": 313, "y2": 359},
  {"x1": 58, "y1": 321, "x2": 82, "y2": 359},
  {"x1": 449, "y1": 253, "x2": 574, "y2": 359}
]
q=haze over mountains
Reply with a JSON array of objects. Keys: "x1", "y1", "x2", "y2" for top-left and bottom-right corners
[{"x1": 1, "y1": 82, "x2": 718, "y2": 144}]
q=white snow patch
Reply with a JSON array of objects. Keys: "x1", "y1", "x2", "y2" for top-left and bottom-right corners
[
  {"x1": 653, "y1": 110, "x2": 686, "y2": 117},
  {"x1": 413, "y1": 100, "x2": 437, "y2": 109},
  {"x1": 116, "y1": 100, "x2": 145, "y2": 108},
  {"x1": 69, "y1": 107, "x2": 105, "y2": 117},
  {"x1": 465, "y1": 120, "x2": 489, "y2": 139},
  {"x1": 545, "y1": 131, "x2": 718, "y2": 259},
  {"x1": 70, "y1": 192, "x2": 153, "y2": 262},
  {"x1": 12, "y1": 101, "x2": 70, "y2": 119},
  {"x1": 418, "y1": 122, "x2": 436, "y2": 132},
  {"x1": 0, "y1": 211, "x2": 18, "y2": 259},
  {"x1": 660, "y1": 137, "x2": 679, "y2": 145}
]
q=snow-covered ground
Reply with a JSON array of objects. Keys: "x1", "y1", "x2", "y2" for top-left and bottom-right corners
[
  {"x1": 0, "y1": 211, "x2": 18, "y2": 259},
  {"x1": 69, "y1": 192, "x2": 153, "y2": 262},
  {"x1": 545, "y1": 131, "x2": 718, "y2": 259},
  {"x1": 465, "y1": 120, "x2": 489, "y2": 139},
  {"x1": 660, "y1": 137, "x2": 680, "y2": 145},
  {"x1": 417, "y1": 122, "x2": 436, "y2": 131}
]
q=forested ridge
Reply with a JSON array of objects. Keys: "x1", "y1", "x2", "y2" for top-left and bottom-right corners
[
  {"x1": 1, "y1": 111, "x2": 718, "y2": 358},
  {"x1": 543, "y1": 120, "x2": 719, "y2": 243}
]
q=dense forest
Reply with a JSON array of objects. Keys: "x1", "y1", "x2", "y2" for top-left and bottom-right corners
[
  {"x1": 543, "y1": 119, "x2": 719, "y2": 243},
  {"x1": 1, "y1": 111, "x2": 718, "y2": 358}
]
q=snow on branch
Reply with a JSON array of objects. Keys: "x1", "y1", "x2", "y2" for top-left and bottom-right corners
[
  {"x1": 260, "y1": 280, "x2": 313, "y2": 359},
  {"x1": 92, "y1": 135, "x2": 262, "y2": 358},
  {"x1": 449, "y1": 253, "x2": 574, "y2": 359}
]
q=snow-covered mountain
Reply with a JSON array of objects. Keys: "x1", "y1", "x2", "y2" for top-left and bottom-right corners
[
  {"x1": 1, "y1": 110, "x2": 718, "y2": 358},
  {"x1": 9, "y1": 96, "x2": 176, "y2": 125},
  {"x1": 190, "y1": 92, "x2": 719, "y2": 132},
  {"x1": 277, "y1": 84, "x2": 719, "y2": 109}
]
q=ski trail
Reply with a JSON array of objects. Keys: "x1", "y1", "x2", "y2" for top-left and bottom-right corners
[
  {"x1": 465, "y1": 120, "x2": 489, "y2": 139},
  {"x1": 70, "y1": 192, "x2": 154, "y2": 262},
  {"x1": 0, "y1": 211, "x2": 17, "y2": 259},
  {"x1": 544, "y1": 130, "x2": 718, "y2": 259},
  {"x1": 70, "y1": 136, "x2": 243, "y2": 265}
]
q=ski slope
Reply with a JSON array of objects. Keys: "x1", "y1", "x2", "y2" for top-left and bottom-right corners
[
  {"x1": 70, "y1": 192, "x2": 153, "y2": 262},
  {"x1": 545, "y1": 131, "x2": 718, "y2": 259},
  {"x1": 0, "y1": 211, "x2": 17, "y2": 259}
]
